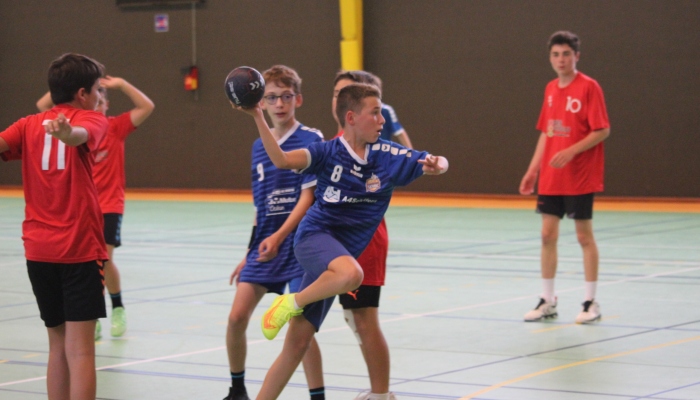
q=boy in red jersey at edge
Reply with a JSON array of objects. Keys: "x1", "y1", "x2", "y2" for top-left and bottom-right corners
[
  {"x1": 519, "y1": 31, "x2": 610, "y2": 324},
  {"x1": 38, "y1": 75, "x2": 155, "y2": 340},
  {"x1": 332, "y1": 70, "x2": 410, "y2": 400},
  {"x1": 0, "y1": 53, "x2": 109, "y2": 400}
]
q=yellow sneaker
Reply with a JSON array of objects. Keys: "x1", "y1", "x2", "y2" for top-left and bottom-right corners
[{"x1": 261, "y1": 294, "x2": 303, "y2": 340}]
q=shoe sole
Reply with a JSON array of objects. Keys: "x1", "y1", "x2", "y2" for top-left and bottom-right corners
[
  {"x1": 576, "y1": 314, "x2": 602, "y2": 324},
  {"x1": 111, "y1": 328, "x2": 126, "y2": 337},
  {"x1": 524, "y1": 313, "x2": 558, "y2": 322}
]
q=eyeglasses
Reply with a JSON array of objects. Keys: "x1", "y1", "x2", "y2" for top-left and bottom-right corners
[{"x1": 263, "y1": 93, "x2": 296, "y2": 104}]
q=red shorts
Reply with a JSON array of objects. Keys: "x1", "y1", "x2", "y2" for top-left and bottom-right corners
[{"x1": 357, "y1": 218, "x2": 388, "y2": 286}]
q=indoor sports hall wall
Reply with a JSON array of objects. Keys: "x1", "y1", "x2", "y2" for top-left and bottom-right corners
[{"x1": 0, "y1": 1, "x2": 698, "y2": 197}]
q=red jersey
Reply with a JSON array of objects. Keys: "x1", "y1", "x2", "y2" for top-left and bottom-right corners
[
  {"x1": 334, "y1": 130, "x2": 388, "y2": 286},
  {"x1": 92, "y1": 112, "x2": 136, "y2": 214},
  {"x1": 536, "y1": 72, "x2": 610, "y2": 195},
  {"x1": 0, "y1": 104, "x2": 109, "y2": 263}
]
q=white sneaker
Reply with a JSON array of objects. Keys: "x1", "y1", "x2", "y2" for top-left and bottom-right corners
[
  {"x1": 354, "y1": 391, "x2": 397, "y2": 400},
  {"x1": 524, "y1": 297, "x2": 558, "y2": 322},
  {"x1": 575, "y1": 300, "x2": 601, "y2": 324}
]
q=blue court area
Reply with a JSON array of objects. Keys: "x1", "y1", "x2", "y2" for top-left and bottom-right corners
[{"x1": 1, "y1": 196, "x2": 699, "y2": 399}]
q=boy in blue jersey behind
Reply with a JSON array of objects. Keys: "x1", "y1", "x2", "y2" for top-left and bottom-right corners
[
  {"x1": 232, "y1": 83, "x2": 448, "y2": 399},
  {"x1": 224, "y1": 65, "x2": 326, "y2": 400}
]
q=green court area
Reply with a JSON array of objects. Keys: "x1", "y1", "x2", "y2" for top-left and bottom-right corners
[{"x1": 1, "y1": 197, "x2": 699, "y2": 399}]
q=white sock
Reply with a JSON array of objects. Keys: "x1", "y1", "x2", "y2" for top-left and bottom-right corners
[
  {"x1": 291, "y1": 295, "x2": 301, "y2": 310},
  {"x1": 368, "y1": 393, "x2": 390, "y2": 400},
  {"x1": 542, "y1": 279, "x2": 555, "y2": 303},
  {"x1": 584, "y1": 281, "x2": 597, "y2": 301}
]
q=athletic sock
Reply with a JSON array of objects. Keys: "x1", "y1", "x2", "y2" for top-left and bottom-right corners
[
  {"x1": 309, "y1": 386, "x2": 325, "y2": 400},
  {"x1": 584, "y1": 281, "x2": 597, "y2": 301},
  {"x1": 230, "y1": 370, "x2": 246, "y2": 391},
  {"x1": 368, "y1": 393, "x2": 390, "y2": 400},
  {"x1": 110, "y1": 292, "x2": 124, "y2": 309},
  {"x1": 292, "y1": 295, "x2": 302, "y2": 310},
  {"x1": 542, "y1": 278, "x2": 555, "y2": 304}
]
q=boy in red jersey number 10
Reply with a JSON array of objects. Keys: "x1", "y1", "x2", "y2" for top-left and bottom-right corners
[{"x1": 520, "y1": 31, "x2": 610, "y2": 324}]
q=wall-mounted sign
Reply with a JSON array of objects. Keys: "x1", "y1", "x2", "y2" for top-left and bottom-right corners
[{"x1": 155, "y1": 14, "x2": 169, "y2": 32}]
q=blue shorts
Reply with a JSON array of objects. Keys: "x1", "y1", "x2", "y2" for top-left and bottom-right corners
[
  {"x1": 294, "y1": 231, "x2": 351, "y2": 331},
  {"x1": 287, "y1": 276, "x2": 302, "y2": 293},
  {"x1": 242, "y1": 276, "x2": 303, "y2": 295}
]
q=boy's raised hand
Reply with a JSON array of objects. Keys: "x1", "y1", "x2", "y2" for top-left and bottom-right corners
[
  {"x1": 100, "y1": 75, "x2": 125, "y2": 90},
  {"x1": 229, "y1": 101, "x2": 263, "y2": 118}
]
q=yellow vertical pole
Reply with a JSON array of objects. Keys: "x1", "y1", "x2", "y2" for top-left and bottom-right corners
[{"x1": 339, "y1": 0, "x2": 363, "y2": 70}]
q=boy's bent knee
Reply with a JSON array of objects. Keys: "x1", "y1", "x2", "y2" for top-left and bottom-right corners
[{"x1": 228, "y1": 309, "x2": 250, "y2": 329}]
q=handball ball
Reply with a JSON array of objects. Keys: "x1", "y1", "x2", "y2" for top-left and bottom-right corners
[{"x1": 224, "y1": 66, "x2": 265, "y2": 108}]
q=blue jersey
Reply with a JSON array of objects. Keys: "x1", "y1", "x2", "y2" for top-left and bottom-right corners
[
  {"x1": 241, "y1": 122, "x2": 323, "y2": 284},
  {"x1": 379, "y1": 104, "x2": 404, "y2": 141},
  {"x1": 295, "y1": 137, "x2": 427, "y2": 258}
]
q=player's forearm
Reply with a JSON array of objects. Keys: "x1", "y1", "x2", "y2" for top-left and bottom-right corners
[
  {"x1": 568, "y1": 128, "x2": 610, "y2": 155},
  {"x1": 121, "y1": 81, "x2": 155, "y2": 126},
  {"x1": 396, "y1": 131, "x2": 413, "y2": 149},
  {"x1": 273, "y1": 188, "x2": 314, "y2": 240},
  {"x1": 253, "y1": 112, "x2": 290, "y2": 168},
  {"x1": 55, "y1": 127, "x2": 89, "y2": 146},
  {"x1": 36, "y1": 91, "x2": 54, "y2": 112},
  {"x1": 121, "y1": 81, "x2": 154, "y2": 112},
  {"x1": 526, "y1": 133, "x2": 547, "y2": 173}
]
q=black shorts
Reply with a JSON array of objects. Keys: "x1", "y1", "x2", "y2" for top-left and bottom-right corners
[
  {"x1": 338, "y1": 285, "x2": 381, "y2": 309},
  {"x1": 103, "y1": 213, "x2": 123, "y2": 247},
  {"x1": 536, "y1": 193, "x2": 594, "y2": 220},
  {"x1": 27, "y1": 260, "x2": 106, "y2": 327}
]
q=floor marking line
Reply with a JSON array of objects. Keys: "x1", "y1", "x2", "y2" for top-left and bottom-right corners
[
  {"x1": 459, "y1": 335, "x2": 700, "y2": 399},
  {"x1": 1, "y1": 256, "x2": 698, "y2": 389}
]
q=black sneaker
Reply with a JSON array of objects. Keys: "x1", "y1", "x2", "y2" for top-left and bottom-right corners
[{"x1": 223, "y1": 387, "x2": 250, "y2": 400}]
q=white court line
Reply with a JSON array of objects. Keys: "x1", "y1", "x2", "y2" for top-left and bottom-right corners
[
  {"x1": 389, "y1": 250, "x2": 700, "y2": 267},
  {"x1": 2, "y1": 265, "x2": 699, "y2": 389}
]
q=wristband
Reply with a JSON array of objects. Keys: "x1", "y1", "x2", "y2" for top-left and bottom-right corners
[{"x1": 248, "y1": 226, "x2": 257, "y2": 249}]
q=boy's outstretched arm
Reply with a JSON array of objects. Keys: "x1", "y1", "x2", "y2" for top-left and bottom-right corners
[
  {"x1": 231, "y1": 103, "x2": 308, "y2": 170},
  {"x1": 257, "y1": 187, "x2": 315, "y2": 262},
  {"x1": 0, "y1": 137, "x2": 8, "y2": 153},
  {"x1": 101, "y1": 76, "x2": 155, "y2": 126},
  {"x1": 419, "y1": 154, "x2": 449, "y2": 175},
  {"x1": 44, "y1": 113, "x2": 89, "y2": 147}
]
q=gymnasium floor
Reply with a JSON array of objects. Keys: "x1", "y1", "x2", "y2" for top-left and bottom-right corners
[{"x1": 1, "y1": 190, "x2": 699, "y2": 399}]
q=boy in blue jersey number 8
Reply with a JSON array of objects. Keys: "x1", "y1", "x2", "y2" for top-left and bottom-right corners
[
  {"x1": 231, "y1": 83, "x2": 448, "y2": 399},
  {"x1": 224, "y1": 65, "x2": 326, "y2": 400}
]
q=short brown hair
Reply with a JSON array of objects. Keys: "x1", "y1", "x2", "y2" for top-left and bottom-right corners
[
  {"x1": 48, "y1": 53, "x2": 104, "y2": 105},
  {"x1": 548, "y1": 31, "x2": 580, "y2": 53},
  {"x1": 335, "y1": 83, "x2": 381, "y2": 128},
  {"x1": 334, "y1": 70, "x2": 382, "y2": 92},
  {"x1": 262, "y1": 65, "x2": 302, "y2": 94}
]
